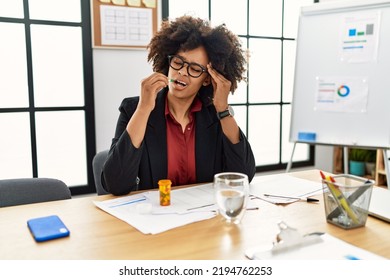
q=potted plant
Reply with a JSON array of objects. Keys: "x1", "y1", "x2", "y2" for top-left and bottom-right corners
[{"x1": 348, "y1": 148, "x2": 376, "y2": 176}]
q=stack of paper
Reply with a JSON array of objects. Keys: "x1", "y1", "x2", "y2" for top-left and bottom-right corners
[
  {"x1": 249, "y1": 174, "x2": 323, "y2": 204},
  {"x1": 93, "y1": 184, "x2": 218, "y2": 234}
]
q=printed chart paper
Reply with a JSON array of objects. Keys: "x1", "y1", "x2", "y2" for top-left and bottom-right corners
[
  {"x1": 314, "y1": 76, "x2": 369, "y2": 113},
  {"x1": 100, "y1": 4, "x2": 152, "y2": 46}
]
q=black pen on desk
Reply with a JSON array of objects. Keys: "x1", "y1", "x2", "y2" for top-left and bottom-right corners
[
  {"x1": 263, "y1": 194, "x2": 319, "y2": 203},
  {"x1": 186, "y1": 203, "x2": 214, "y2": 211}
]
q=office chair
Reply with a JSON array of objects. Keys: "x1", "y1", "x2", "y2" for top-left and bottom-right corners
[
  {"x1": 0, "y1": 178, "x2": 71, "y2": 207},
  {"x1": 92, "y1": 149, "x2": 110, "y2": 195}
]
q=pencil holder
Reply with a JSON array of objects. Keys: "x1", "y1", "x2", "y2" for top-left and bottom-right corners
[{"x1": 322, "y1": 174, "x2": 374, "y2": 229}]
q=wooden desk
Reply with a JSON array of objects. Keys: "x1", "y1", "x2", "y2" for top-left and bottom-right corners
[{"x1": 1, "y1": 169, "x2": 389, "y2": 260}]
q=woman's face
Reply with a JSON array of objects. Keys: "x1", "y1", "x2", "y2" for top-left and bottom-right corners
[{"x1": 167, "y1": 46, "x2": 210, "y2": 101}]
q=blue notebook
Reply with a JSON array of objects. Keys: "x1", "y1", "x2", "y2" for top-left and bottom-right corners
[{"x1": 27, "y1": 215, "x2": 70, "y2": 242}]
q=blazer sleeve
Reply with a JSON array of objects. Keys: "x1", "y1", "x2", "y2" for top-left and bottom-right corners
[
  {"x1": 101, "y1": 97, "x2": 143, "y2": 195},
  {"x1": 222, "y1": 128, "x2": 256, "y2": 183}
]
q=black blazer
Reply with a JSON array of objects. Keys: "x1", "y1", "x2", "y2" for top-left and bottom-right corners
[{"x1": 102, "y1": 89, "x2": 256, "y2": 195}]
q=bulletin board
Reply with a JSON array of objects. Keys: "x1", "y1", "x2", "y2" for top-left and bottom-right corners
[
  {"x1": 91, "y1": 0, "x2": 158, "y2": 49},
  {"x1": 289, "y1": 0, "x2": 390, "y2": 149}
]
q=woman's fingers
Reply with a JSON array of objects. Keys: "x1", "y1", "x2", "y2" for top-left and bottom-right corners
[
  {"x1": 142, "y1": 72, "x2": 169, "y2": 93},
  {"x1": 207, "y1": 64, "x2": 231, "y2": 110},
  {"x1": 139, "y1": 73, "x2": 168, "y2": 111}
]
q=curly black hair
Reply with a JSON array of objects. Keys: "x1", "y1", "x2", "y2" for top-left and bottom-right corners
[{"x1": 147, "y1": 15, "x2": 246, "y2": 93}]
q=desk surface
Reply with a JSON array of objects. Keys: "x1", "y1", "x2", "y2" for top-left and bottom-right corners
[{"x1": 1, "y1": 169, "x2": 389, "y2": 260}]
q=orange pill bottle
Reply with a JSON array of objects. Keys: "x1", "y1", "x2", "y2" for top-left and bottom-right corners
[{"x1": 158, "y1": 179, "x2": 171, "y2": 206}]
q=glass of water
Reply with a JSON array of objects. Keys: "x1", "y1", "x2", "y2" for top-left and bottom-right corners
[{"x1": 214, "y1": 172, "x2": 249, "y2": 224}]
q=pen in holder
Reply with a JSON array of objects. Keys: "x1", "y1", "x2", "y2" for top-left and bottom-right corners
[{"x1": 322, "y1": 174, "x2": 374, "y2": 229}]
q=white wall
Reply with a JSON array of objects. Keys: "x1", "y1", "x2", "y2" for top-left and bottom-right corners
[
  {"x1": 93, "y1": 0, "x2": 162, "y2": 154},
  {"x1": 93, "y1": 48, "x2": 152, "y2": 152}
]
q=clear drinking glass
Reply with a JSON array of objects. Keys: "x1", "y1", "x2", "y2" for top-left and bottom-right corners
[{"x1": 214, "y1": 172, "x2": 249, "y2": 224}]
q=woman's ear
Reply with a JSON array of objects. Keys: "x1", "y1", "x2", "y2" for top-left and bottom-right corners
[{"x1": 202, "y1": 75, "x2": 211, "y2": 86}]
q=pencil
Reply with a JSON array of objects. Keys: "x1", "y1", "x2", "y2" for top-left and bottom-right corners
[{"x1": 263, "y1": 194, "x2": 319, "y2": 203}]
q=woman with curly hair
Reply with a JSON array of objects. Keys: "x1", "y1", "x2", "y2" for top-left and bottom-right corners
[{"x1": 102, "y1": 15, "x2": 256, "y2": 195}]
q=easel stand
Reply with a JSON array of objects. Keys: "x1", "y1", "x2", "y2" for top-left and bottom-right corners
[
  {"x1": 382, "y1": 149, "x2": 390, "y2": 188},
  {"x1": 286, "y1": 142, "x2": 297, "y2": 173}
]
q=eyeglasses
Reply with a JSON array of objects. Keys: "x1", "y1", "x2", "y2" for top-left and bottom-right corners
[{"x1": 168, "y1": 55, "x2": 207, "y2": 78}]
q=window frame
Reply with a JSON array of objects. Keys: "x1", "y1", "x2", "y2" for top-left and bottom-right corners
[{"x1": 0, "y1": 0, "x2": 96, "y2": 195}]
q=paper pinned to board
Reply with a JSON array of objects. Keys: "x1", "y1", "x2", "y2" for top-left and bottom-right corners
[{"x1": 142, "y1": 0, "x2": 156, "y2": 8}]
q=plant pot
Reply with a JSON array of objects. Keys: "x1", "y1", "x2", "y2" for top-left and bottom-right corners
[{"x1": 349, "y1": 160, "x2": 365, "y2": 176}]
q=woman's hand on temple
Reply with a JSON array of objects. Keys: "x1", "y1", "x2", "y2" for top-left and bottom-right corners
[{"x1": 207, "y1": 64, "x2": 231, "y2": 112}]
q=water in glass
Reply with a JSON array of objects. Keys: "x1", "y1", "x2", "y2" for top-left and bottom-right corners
[{"x1": 214, "y1": 172, "x2": 249, "y2": 224}]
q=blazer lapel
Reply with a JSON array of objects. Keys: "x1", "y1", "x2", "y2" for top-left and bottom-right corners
[
  {"x1": 144, "y1": 91, "x2": 168, "y2": 186},
  {"x1": 195, "y1": 104, "x2": 219, "y2": 182}
]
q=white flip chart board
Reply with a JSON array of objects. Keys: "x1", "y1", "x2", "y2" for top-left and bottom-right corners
[{"x1": 289, "y1": 0, "x2": 390, "y2": 149}]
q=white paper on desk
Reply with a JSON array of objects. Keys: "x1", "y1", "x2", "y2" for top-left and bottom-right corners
[
  {"x1": 245, "y1": 233, "x2": 386, "y2": 260},
  {"x1": 145, "y1": 183, "x2": 216, "y2": 214},
  {"x1": 249, "y1": 174, "x2": 323, "y2": 204},
  {"x1": 93, "y1": 184, "x2": 217, "y2": 234}
]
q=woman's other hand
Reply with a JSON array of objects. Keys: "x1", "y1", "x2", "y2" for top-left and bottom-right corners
[{"x1": 138, "y1": 72, "x2": 169, "y2": 112}]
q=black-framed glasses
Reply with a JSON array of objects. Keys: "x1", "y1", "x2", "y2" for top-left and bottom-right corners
[{"x1": 168, "y1": 55, "x2": 207, "y2": 78}]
